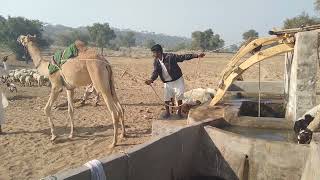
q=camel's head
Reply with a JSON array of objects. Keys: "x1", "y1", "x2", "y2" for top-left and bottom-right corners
[{"x1": 17, "y1": 34, "x2": 36, "y2": 47}]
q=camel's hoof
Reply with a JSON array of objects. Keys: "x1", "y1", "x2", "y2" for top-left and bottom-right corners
[
  {"x1": 68, "y1": 134, "x2": 73, "y2": 139},
  {"x1": 108, "y1": 143, "x2": 116, "y2": 149},
  {"x1": 50, "y1": 135, "x2": 57, "y2": 141}
]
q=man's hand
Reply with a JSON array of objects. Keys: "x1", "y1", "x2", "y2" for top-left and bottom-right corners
[
  {"x1": 145, "y1": 79, "x2": 153, "y2": 85},
  {"x1": 2, "y1": 56, "x2": 8, "y2": 62},
  {"x1": 198, "y1": 53, "x2": 205, "y2": 58}
]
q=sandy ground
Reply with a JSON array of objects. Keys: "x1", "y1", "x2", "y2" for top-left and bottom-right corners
[{"x1": 0, "y1": 52, "x2": 286, "y2": 180}]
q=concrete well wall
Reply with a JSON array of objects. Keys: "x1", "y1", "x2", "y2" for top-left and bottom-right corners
[
  {"x1": 44, "y1": 124, "x2": 203, "y2": 180},
  {"x1": 194, "y1": 126, "x2": 310, "y2": 180}
]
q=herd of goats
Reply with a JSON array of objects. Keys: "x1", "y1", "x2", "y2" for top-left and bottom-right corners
[{"x1": 1, "y1": 68, "x2": 50, "y2": 89}]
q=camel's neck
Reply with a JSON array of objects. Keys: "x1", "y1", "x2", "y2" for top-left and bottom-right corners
[{"x1": 26, "y1": 42, "x2": 49, "y2": 76}]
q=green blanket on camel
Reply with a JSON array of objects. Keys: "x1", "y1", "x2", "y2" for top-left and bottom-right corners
[{"x1": 48, "y1": 43, "x2": 78, "y2": 74}]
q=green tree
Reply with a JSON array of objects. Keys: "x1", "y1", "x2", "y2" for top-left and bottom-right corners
[
  {"x1": 56, "y1": 30, "x2": 90, "y2": 46},
  {"x1": 173, "y1": 42, "x2": 190, "y2": 51},
  {"x1": 283, "y1": 12, "x2": 319, "y2": 29},
  {"x1": 87, "y1": 23, "x2": 116, "y2": 54},
  {"x1": 191, "y1": 29, "x2": 224, "y2": 51},
  {"x1": 0, "y1": 15, "x2": 5, "y2": 24},
  {"x1": 0, "y1": 16, "x2": 49, "y2": 60},
  {"x1": 242, "y1": 29, "x2": 259, "y2": 41},
  {"x1": 71, "y1": 30, "x2": 90, "y2": 44},
  {"x1": 144, "y1": 39, "x2": 156, "y2": 48},
  {"x1": 229, "y1": 44, "x2": 239, "y2": 52},
  {"x1": 119, "y1": 31, "x2": 136, "y2": 48}
]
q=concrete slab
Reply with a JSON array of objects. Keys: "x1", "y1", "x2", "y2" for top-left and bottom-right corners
[{"x1": 187, "y1": 104, "x2": 226, "y2": 125}]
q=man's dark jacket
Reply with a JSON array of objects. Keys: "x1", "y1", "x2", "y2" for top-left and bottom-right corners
[{"x1": 150, "y1": 53, "x2": 198, "y2": 83}]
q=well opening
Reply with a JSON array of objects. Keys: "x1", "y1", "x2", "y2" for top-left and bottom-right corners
[{"x1": 238, "y1": 101, "x2": 285, "y2": 118}]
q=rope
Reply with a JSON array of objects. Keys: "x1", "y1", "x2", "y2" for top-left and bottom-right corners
[
  {"x1": 50, "y1": 55, "x2": 204, "y2": 108},
  {"x1": 149, "y1": 84, "x2": 185, "y2": 108},
  {"x1": 120, "y1": 57, "x2": 203, "y2": 108},
  {"x1": 258, "y1": 61, "x2": 261, "y2": 118},
  {"x1": 1, "y1": 53, "x2": 14, "y2": 58}
]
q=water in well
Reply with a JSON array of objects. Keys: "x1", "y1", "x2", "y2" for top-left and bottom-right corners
[{"x1": 238, "y1": 101, "x2": 286, "y2": 118}]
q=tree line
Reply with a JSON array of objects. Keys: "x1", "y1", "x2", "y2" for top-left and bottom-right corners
[{"x1": 1, "y1": 0, "x2": 320, "y2": 60}]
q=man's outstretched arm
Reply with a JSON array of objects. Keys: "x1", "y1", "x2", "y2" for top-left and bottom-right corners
[{"x1": 172, "y1": 53, "x2": 205, "y2": 62}]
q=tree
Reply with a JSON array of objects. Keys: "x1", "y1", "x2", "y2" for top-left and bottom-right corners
[
  {"x1": 144, "y1": 39, "x2": 156, "y2": 48},
  {"x1": 283, "y1": 12, "x2": 319, "y2": 29},
  {"x1": 56, "y1": 30, "x2": 90, "y2": 46},
  {"x1": 242, "y1": 29, "x2": 259, "y2": 41},
  {"x1": 87, "y1": 23, "x2": 116, "y2": 54},
  {"x1": 119, "y1": 31, "x2": 136, "y2": 48},
  {"x1": 0, "y1": 15, "x2": 5, "y2": 24},
  {"x1": 71, "y1": 30, "x2": 90, "y2": 44},
  {"x1": 0, "y1": 16, "x2": 49, "y2": 60},
  {"x1": 191, "y1": 29, "x2": 224, "y2": 51},
  {"x1": 173, "y1": 42, "x2": 190, "y2": 51},
  {"x1": 0, "y1": 17, "x2": 49, "y2": 57},
  {"x1": 229, "y1": 44, "x2": 239, "y2": 52}
]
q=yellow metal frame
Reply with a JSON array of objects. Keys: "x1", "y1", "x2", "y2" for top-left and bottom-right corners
[{"x1": 210, "y1": 35, "x2": 295, "y2": 106}]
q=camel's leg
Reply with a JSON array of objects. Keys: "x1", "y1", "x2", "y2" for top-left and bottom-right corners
[
  {"x1": 80, "y1": 85, "x2": 92, "y2": 105},
  {"x1": 109, "y1": 84, "x2": 125, "y2": 138},
  {"x1": 66, "y1": 89, "x2": 75, "y2": 138},
  {"x1": 87, "y1": 62, "x2": 121, "y2": 148},
  {"x1": 44, "y1": 87, "x2": 61, "y2": 141},
  {"x1": 114, "y1": 96, "x2": 125, "y2": 138},
  {"x1": 119, "y1": 104, "x2": 125, "y2": 138},
  {"x1": 100, "y1": 91, "x2": 120, "y2": 148},
  {"x1": 108, "y1": 69, "x2": 126, "y2": 138},
  {"x1": 94, "y1": 92, "x2": 100, "y2": 106}
]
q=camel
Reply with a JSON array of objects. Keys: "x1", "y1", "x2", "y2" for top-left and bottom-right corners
[{"x1": 17, "y1": 35, "x2": 125, "y2": 148}]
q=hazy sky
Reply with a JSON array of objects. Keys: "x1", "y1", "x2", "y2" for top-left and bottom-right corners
[{"x1": 0, "y1": 0, "x2": 317, "y2": 44}]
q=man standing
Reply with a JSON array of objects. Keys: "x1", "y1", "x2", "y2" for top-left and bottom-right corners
[
  {"x1": 145, "y1": 44, "x2": 205, "y2": 118},
  {"x1": 0, "y1": 56, "x2": 9, "y2": 134}
]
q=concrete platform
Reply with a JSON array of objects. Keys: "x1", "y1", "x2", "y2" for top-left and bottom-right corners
[
  {"x1": 152, "y1": 118, "x2": 187, "y2": 137},
  {"x1": 187, "y1": 104, "x2": 225, "y2": 125}
]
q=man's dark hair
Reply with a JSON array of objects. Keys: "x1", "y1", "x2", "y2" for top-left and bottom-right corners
[{"x1": 151, "y1": 44, "x2": 163, "y2": 53}]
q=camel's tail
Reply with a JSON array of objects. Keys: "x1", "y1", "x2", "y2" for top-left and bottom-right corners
[
  {"x1": 105, "y1": 60, "x2": 124, "y2": 119},
  {"x1": 106, "y1": 64, "x2": 116, "y2": 97}
]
